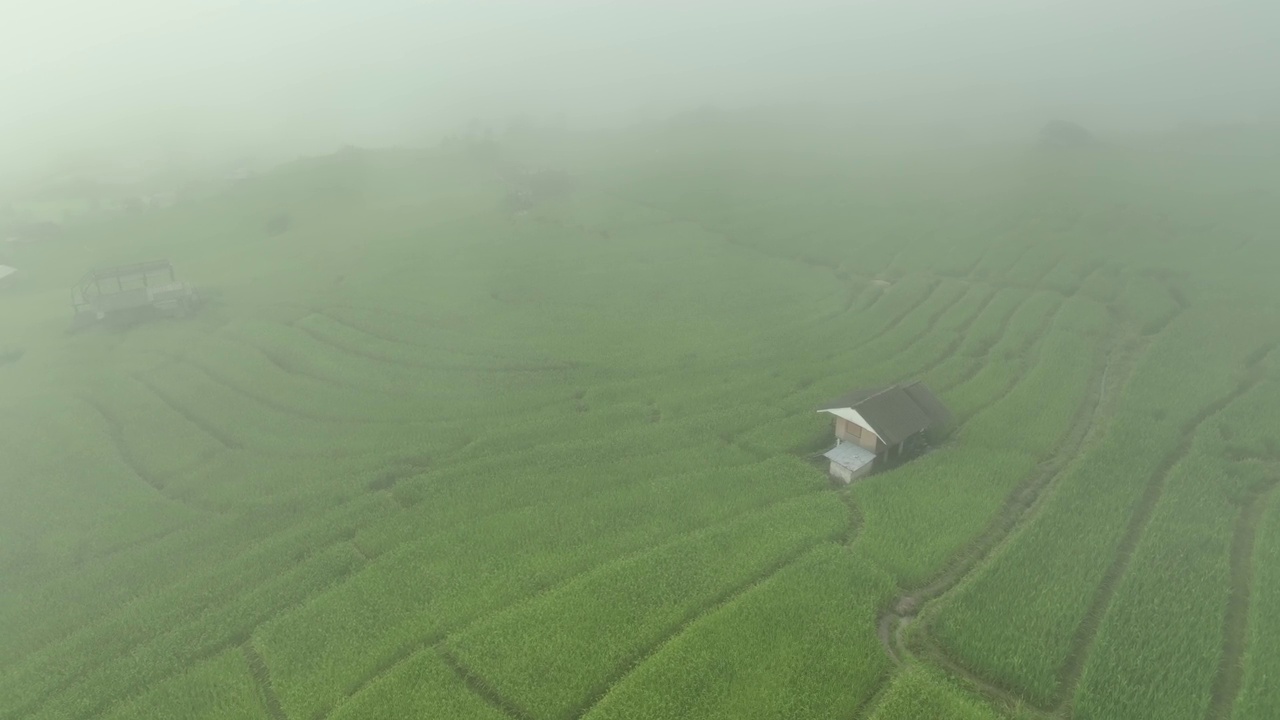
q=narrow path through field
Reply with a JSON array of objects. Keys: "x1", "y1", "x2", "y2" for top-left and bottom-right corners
[
  {"x1": 907, "y1": 289, "x2": 1000, "y2": 380},
  {"x1": 954, "y1": 299, "x2": 1068, "y2": 427},
  {"x1": 242, "y1": 641, "x2": 287, "y2": 720},
  {"x1": 79, "y1": 394, "x2": 226, "y2": 516},
  {"x1": 870, "y1": 278, "x2": 945, "y2": 341},
  {"x1": 319, "y1": 491, "x2": 823, "y2": 720},
  {"x1": 1206, "y1": 474, "x2": 1280, "y2": 720},
  {"x1": 134, "y1": 373, "x2": 243, "y2": 450},
  {"x1": 222, "y1": 332, "x2": 396, "y2": 395},
  {"x1": 14, "y1": 541, "x2": 374, "y2": 720},
  {"x1": 1055, "y1": 343, "x2": 1275, "y2": 715},
  {"x1": 80, "y1": 395, "x2": 167, "y2": 493},
  {"x1": 867, "y1": 331, "x2": 1134, "y2": 717},
  {"x1": 440, "y1": 649, "x2": 531, "y2": 720},
  {"x1": 569, "y1": 541, "x2": 822, "y2": 720},
  {"x1": 931, "y1": 292, "x2": 1048, "y2": 395},
  {"x1": 383, "y1": 540, "x2": 827, "y2": 720}
]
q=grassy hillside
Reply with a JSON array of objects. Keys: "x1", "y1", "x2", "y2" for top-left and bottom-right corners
[{"x1": 1, "y1": 122, "x2": 1277, "y2": 719}]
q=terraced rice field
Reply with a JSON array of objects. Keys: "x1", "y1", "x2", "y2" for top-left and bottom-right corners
[{"x1": 1, "y1": 123, "x2": 1278, "y2": 719}]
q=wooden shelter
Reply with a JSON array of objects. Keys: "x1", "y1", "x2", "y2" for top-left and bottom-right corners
[
  {"x1": 72, "y1": 259, "x2": 196, "y2": 324},
  {"x1": 816, "y1": 381, "x2": 950, "y2": 483}
]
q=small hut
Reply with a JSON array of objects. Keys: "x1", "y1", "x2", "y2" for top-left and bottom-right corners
[
  {"x1": 71, "y1": 259, "x2": 197, "y2": 325},
  {"x1": 816, "y1": 381, "x2": 950, "y2": 483}
]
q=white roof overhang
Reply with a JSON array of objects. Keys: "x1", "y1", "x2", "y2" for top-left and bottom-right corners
[{"x1": 816, "y1": 407, "x2": 883, "y2": 441}]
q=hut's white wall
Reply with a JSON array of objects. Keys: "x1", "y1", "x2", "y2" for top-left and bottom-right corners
[
  {"x1": 827, "y1": 458, "x2": 875, "y2": 485},
  {"x1": 828, "y1": 460, "x2": 854, "y2": 484}
]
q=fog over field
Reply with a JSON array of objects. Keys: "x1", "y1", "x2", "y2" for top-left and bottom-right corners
[
  {"x1": 5, "y1": 4, "x2": 1280, "y2": 720},
  {"x1": 2, "y1": 0, "x2": 1277, "y2": 179}
]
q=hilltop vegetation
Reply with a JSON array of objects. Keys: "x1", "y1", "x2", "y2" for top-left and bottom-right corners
[{"x1": 1, "y1": 120, "x2": 1278, "y2": 719}]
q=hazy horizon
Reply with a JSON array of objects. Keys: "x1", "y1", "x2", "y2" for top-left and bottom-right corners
[{"x1": 3, "y1": 0, "x2": 1277, "y2": 181}]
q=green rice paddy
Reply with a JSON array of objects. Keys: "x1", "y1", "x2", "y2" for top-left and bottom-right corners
[{"x1": 2, "y1": 122, "x2": 1278, "y2": 719}]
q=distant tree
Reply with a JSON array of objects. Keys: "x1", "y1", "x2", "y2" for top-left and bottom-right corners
[{"x1": 1040, "y1": 120, "x2": 1094, "y2": 149}]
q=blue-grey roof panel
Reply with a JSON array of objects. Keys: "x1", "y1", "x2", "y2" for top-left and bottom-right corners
[{"x1": 822, "y1": 441, "x2": 877, "y2": 472}]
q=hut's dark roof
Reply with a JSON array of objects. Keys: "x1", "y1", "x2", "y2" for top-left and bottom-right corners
[
  {"x1": 818, "y1": 384, "x2": 894, "y2": 411},
  {"x1": 817, "y1": 381, "x2": 951, "y2": 446}
]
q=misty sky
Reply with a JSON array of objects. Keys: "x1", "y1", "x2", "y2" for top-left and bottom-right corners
[{"x1": 2, "y1": 1, "x2": 1277, "y2": 177}]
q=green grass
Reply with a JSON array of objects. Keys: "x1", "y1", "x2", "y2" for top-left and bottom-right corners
[
  {"x1": 1071, "y1": 448, "x2": 1264, "y2": 720},
  {"x1": 922, "y1": 287, "x2": 1030, "y2": 391},
  {"x1": 97, "y1": 648, "x2": 270, "y2": 720},
  {"x1": 327, "y1": 650, "x2": 509, "y2": 720},
  {"x1": 582, "y1": 546, "x2": 896, "y2": 720},
  {"x1": 448, "y1": 493, "x2": 845, "y2": 720},
  {"x1": 866, "y1": 666, "x2": 1009, "y2": 720},
  {"x1": 257, "y1": 458, "x2": 828, "y2": 720},
  {"x1": 853, "y1": 295, "x2": 1109, "y2": 587},
  {"x1": 1, "y1": 122, "x2": 1278, "y2": 719},
  {"x1": 929, "y1": 313, "x2": 1267, "y2": 706},
  {"x1": 1234, "y1": 483, "x2": 1280, "y2": 720}
]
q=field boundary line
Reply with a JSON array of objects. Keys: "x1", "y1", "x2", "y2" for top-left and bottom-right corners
[
  {"x1": 290, "y1": 317, "x2": 578, "y2": 375},
  {"x1": 931, "y1": 289, "x2": 1037, "y2": 394},
  {"x1": 978, "y1": 242, "x2": 1033, "y2": 283},
  {"x1": 877, "y1": 328, "x2": 1140, "y2": 715},
  {"x1": 946, "y1": 296, "x2": 1069, "y2": 429},
  {"x1": 1066, "y1": 259, "x2": 1106, "y2": 298},
  {"x1": 85, "y1": 429, "x2": 472, "y2": 629},
  {"x1": 570, "y1": 541, "x2": 826, "y2": 720},
  {"x1": 78, "y1": 394, "x2": 227, "y2": 516},
  {"x1": 318, "y1": 307, "x2": 581, "y2": 372},
  {"x1": 937, "y1": 240, "x2": 991, "y2": 281},
  {"x1": 855, "y1": 278, "x2": 945, "y2": 351},
  {"x1": 167, "y1": 352, "x2": 411, "y2": 426},
  {"x1": 600, "y1": 190, "x2": 935, "y2": 336},
  {"x1": 764, "y1": 279, "x2": 986, "y2": 415},
  {"x1": 908, "y1": 285, "x2": 1001, "y2": 379},
  {"x1": 1027, "y1": 251, "x2": 1069, "y2": 289},
  {"x1": 316, "y1": 306, "x2": 537, "y2": 362},
  {"x1": 1055, "y1": 343, "x2": 1276, "y2": 714},
  {"x1": 440, "y1": 648, "x2": 533, "y2": 720},
  {"x1": 78, "y1": 395, "x2": 168, "y2": 494},
  {"x1": 876, "y1": 246, "x2": 908, "y2": 280},
  {"x1": 915, "y1": 327, "x2": 1119, "y2": 613},
  {"x1": 857, "y1": 277, "x2": 950, "y2": 352},
  {"x1": 1206, "y1": 473, "x2": 1280, "y2": 720},
  {"x1": 220, "y1": 330, "x2": 400, "y2": 396},
  {"x1": 134, "y1": 373, "x2": 243, "y2": 450},
  {"x1": 966, "y1": 298, "x2": 1066, "y2": 422},
  {"x1": 14, "y1": 541, "x2": 372, "y2": 720},
  {"x1": 243, "y1": 640, "x2": 288, "y2": 720},
  {"x1": 600, "y1": 191, "x2": 887, "y2": 324},
  {"x1": 318, "y1": 489, "x2": 825, "y2": 719},
  {"x1": 847, "y1": 665, "x2": 899, "y2": 720}
]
